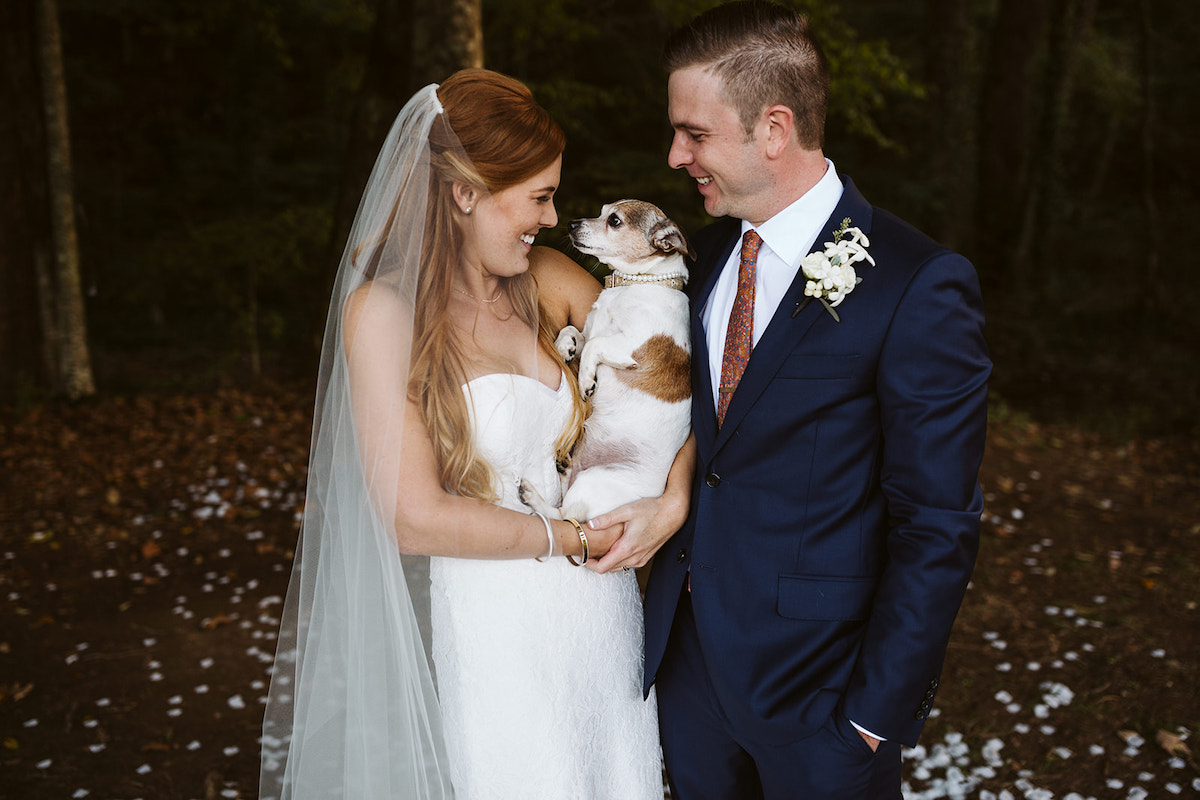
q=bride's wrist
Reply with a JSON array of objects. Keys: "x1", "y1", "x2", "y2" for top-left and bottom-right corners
[
  {"x1": 531, "y1": 512, "x2": 555, "y2": 561},
  {"x1": 562, "y1": 518, "x2": 588, "y2": 566}
]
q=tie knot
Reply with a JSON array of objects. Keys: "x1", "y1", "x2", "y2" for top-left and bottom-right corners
[{"x1": 740, "y1": 229, "x2": 762, "y2": 265}]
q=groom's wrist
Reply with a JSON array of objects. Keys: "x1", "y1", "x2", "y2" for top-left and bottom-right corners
[{"x1": 849, "y1": 719, "x2": 886, "y2": 743}]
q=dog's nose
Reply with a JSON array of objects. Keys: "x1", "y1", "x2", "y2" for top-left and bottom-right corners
[{"x1": 567, "y1": 219, "x2": 581, "y2": 232}]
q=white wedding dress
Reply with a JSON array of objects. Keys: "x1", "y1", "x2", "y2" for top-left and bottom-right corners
[{"x1": 429, "y1": 373, "x2": 662, "y2": 799}]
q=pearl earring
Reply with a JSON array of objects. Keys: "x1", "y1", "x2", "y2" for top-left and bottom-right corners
[{"x1": 464, "y1": 206, "x2": 472, "y2": 214}]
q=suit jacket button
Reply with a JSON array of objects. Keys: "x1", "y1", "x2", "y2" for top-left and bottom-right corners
[
  {"x1": 929, "y1": 679, "x2": 939, "y2": 690},
  {"x1": 676, "y1": 548, "x2": 687, "y2": 563},
  {"x1": 705, "y1": 473, "x2": 721, "y2": 488},
  {"x1": 913, "y1": 709, "x2": 927, "y2": 720}
]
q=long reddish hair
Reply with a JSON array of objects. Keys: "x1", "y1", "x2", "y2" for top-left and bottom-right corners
[{"x1": 411, "y1": 69, "x2": 584, "y2": 500}]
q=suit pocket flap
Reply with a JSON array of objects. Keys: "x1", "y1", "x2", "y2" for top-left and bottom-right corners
[{"x1": 777, "y1": 575, "x2": 875, "y2": 621}]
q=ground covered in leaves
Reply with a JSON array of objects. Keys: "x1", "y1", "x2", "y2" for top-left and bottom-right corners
[{"x1": 1, "y1": 387, "x2": 1197, "y2": 799}]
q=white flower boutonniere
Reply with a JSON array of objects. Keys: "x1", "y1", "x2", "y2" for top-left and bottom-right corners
[{"x1": 799, "y1": 217, "x2": 875, "y2": 322}]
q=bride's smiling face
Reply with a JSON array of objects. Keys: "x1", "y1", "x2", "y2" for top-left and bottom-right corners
[{"x1": 460, "y1": 156, "x2": 562, "y2": 279}]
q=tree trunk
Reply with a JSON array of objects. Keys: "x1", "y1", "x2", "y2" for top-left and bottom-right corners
[
  {"x1": 1139, "y1": 0, "x2": 1163, "y2": 314},
  {"x1": 1011, "y1": 0, "x2": 1095, "y2": 279},
  {"x1": 926, "y1": 0, "x2": 974, "y2": 251},
  {"x1": 412, "y1": 0, "x2": 484, "y2": 88},
  {"x1": 35, "y1": 0, "x2": 95, "y2": 398},
  {"x1": 976, "y1": 0, "x2": 1049, "y2": 287}
]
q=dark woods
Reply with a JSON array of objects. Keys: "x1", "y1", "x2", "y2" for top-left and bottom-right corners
[{"x1": 3, "y1": 0, "x2": 1196, "y2": 436}]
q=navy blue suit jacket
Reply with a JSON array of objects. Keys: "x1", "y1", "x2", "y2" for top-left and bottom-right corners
[{"x1": 643, "y1": 177, "x2": 991, "y2": 747}]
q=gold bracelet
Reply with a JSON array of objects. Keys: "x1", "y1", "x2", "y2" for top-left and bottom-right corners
[{"x1": 563, "y1": 517, "x2": 588, "y2": 566}]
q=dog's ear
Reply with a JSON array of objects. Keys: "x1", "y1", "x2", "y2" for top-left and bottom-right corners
[{"x1": 650, "y1": 219, "x2": 694, "y2": 259}]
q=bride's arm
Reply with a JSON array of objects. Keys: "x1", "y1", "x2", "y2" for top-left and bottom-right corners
[
  {"x1": 528, "y1": 245, "x2": 601, "y2": 329},
  {"x1": 342, "y1": 282, "x2": 608, "y2": 560}
]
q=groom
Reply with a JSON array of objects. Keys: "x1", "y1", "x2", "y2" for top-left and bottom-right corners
[{"x1": 599, "y1": 2, "x2": 991, "y2": 797}]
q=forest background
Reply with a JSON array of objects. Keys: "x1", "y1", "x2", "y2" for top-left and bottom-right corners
[{"x1": 3, "y1": 0, "x2": 1197, "y2": 439}]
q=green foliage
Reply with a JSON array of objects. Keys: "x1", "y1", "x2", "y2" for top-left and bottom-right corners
[
  {"x1": 483, "y1": 0, "x2": 924, "y2": 237},
  {"x1": 44, "y1": 0, "x2": 1198, "y2": 434}
]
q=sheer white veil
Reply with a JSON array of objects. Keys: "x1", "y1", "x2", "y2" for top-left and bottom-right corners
[{"x1": 259, "y1": 83, "x2": 456, "y2": 800}]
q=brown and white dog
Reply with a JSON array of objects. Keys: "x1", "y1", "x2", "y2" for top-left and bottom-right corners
[{"x1": 521, "y1": 199, "x2": 693, "y2": 525}]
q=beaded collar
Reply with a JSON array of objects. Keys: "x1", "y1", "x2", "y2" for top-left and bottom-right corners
[{"x1": 603, "y1": 270, "x2": 688, "y2": 291}]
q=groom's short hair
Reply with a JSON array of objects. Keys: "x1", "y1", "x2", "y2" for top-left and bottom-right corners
[{"x1": 664, "y1": 0, "x2": 829, "y2": 149}]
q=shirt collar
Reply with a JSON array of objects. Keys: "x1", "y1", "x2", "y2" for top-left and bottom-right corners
[{"x1": 741, "y1": 158, "x2": 843, "y2": 268}]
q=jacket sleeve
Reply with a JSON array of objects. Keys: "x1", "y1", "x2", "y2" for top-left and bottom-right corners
[{"x1": 841, "y1": 250, "x2": 991, "y2": 746}]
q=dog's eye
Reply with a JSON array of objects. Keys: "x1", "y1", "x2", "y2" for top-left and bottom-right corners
[{"x1": 607, "y1": 213, "x2": 623, "y2": 228}]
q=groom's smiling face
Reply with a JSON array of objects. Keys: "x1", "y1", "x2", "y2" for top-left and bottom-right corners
[{"x1": 667, "y1": 66, "x2": 773, "y2": 224}]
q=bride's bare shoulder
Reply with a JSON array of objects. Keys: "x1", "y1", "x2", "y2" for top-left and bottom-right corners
[
  {"x1": 342, "y1": 280, "x2": 414, "y2": 350},
  {"x1": 528, "y1": 246, "x2": 601, "y2": 329}
]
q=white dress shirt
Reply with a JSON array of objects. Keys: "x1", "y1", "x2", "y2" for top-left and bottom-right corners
[{"x1": 702, "y1": 159, "x2": 843, "y2": 407}]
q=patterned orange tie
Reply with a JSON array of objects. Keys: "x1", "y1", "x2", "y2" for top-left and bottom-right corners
[{"x1": 717, "y1": 229, "x2": 761, "y2": 426}]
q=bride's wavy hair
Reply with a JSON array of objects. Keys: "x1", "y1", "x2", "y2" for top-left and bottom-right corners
[{"x1": 412, "y1": 68, "x2": 585, "y2": 500}]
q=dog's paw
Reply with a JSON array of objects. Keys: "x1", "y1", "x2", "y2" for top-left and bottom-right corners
[
  {"x1": 555, "y1": 327, "x2": 582, "y2": 363},
  {"x1": 517, "y1": 478, "x2": 534, "y2": 507},
  {"x1": 555, "y1": 455, "x2": 570, "y2": 475}
]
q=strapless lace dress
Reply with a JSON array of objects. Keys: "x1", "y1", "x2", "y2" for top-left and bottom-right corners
[{"x1": 429, "y1": 373, "x2": 661, "y2": 799}]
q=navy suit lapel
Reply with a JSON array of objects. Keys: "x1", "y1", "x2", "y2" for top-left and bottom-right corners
[
  {"x1": 690, "y1": 222, "x2": 739, "y2": 463},
  {"x1": 711, "y1": 178, "x2": 874, "y2": 454}
]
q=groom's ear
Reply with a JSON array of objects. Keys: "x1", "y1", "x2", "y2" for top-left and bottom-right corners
[{"x1": 762, "y1": 105, "x2": 794, "y2": 159}]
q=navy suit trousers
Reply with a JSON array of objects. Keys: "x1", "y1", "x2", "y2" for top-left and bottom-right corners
[{"x1": 657, "y1": 588, "x2": 903, "y2": 800}]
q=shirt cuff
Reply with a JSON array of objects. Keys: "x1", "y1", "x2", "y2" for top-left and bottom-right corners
[{"x1": 849, "y1": 719, "x2": 887, "y2": 742}]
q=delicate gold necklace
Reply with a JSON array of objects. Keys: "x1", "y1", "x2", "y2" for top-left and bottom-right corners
[{"x1": 454, "y1": 285, "x2": 503, "y2": 303}]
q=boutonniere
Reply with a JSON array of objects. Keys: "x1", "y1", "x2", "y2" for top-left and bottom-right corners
[{"x1": 794, "y1": 218, "x2": 875, "y2": 322}]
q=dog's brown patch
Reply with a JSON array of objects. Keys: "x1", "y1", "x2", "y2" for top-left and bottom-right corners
[{"x1": 617, "y1": 334, "x2": 691, "y2": 403}]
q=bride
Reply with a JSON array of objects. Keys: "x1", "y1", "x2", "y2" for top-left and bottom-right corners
[{"x1": 259, "y1": 69, "x2": 692, "y2": 799}]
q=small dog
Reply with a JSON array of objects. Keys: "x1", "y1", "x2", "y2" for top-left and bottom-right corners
[{"x1": 521, "y1": 199, "x2": 693, "y2": 526}]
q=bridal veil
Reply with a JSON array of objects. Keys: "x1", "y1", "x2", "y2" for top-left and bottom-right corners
[{"x1": 258, "y1": 84, "x2": 456, "y2": 800}]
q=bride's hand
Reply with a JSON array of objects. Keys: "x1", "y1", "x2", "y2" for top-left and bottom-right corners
[{"x1": 570, "y1": 516, "x2": 623, "y2": 562}]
